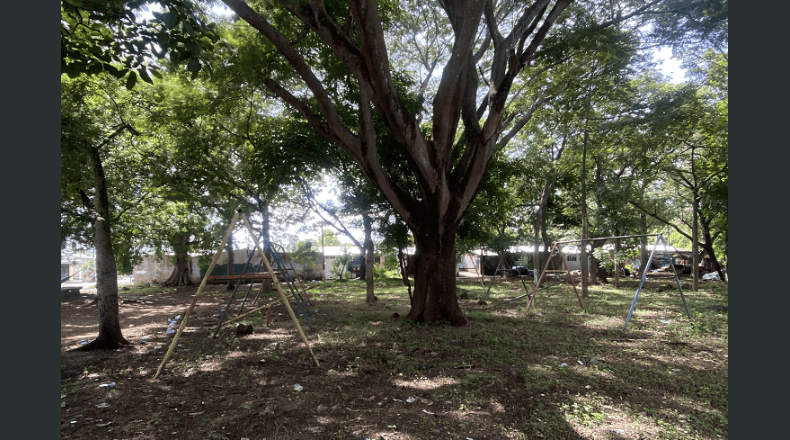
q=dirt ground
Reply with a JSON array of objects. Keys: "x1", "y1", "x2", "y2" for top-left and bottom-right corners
[
  {"x1": 61, "y1": 276, "x2": 727, "y2": 440},
  {"x1": 60, "y1": 284, "x2": 535, "y2": 440},
  {"x1": 61, "y1": 284, "x2": 444, "y2": 440}
]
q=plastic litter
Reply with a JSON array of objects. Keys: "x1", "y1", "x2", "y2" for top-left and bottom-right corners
[
  {"x1": 79, "y1": 339, "x2": 88, "y2": 345},
  {"x1": 96, "y1": 402, "x2": 109, "y2": 408},
  {"x1": 611, "y1": 429, "x2": 624, "y2": 434},
  {"x1": 536, "y1": 312, "x2": 543, "y2": 316},
  {"x1": 560, "y1": 363, "x2": 569, "y2": 368},
  {"x1": 406, "y1": 397, "x2": 416, "y2": 403},
  {"x1": 577, "y1": 360, "x2": 584, "y2": 365},
  {"x1": 702, "y1": 272, "x2": 720, "y2": 281},
  {"x1": 98, "y1": 382, "x2": 115, "y2": 388},
  {"x1": 166, "y1": 329, "x2": 175, "y2": 334},
  {"x1": 293, "y1": 384, "x2": 303, "y2": 392}
]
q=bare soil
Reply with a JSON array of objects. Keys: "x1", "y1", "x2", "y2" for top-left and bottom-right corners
[{"x1": 61, "y1": 277, "x2": 727, "y2": 440}]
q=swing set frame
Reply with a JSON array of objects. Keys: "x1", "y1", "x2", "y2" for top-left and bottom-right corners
[{"x1": 519, "y1": 233, "x2": 692, "y2": 332}]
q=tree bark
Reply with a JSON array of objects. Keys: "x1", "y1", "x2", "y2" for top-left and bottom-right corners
[
  {"x1": 77, "y1": 146, "x2": 129, "y2": 350},
  {"x1": 698, "y1": 209, "x2": 727, "y2": 282},
  {"x1": 363, "y1": 213, "x2": 376, "y2": 303},
  {"x1": 691, "y1": 188, "x2": 700, "y2": 291},
  {"x1": 580, "y1": 119, "x2": 590, "y2": 297},
  {"x1": 639, "y1": 213, "x2": 649, "y2": 278},
  {"x1": 220, "y1": 0, "x2": 574, "y2": 326},
  {"x1": 162, "y1": 232, "x2": 197, "y2": 287},
  {"x1": 405, "y1": 222, "x2": 466, "y2": 326}
]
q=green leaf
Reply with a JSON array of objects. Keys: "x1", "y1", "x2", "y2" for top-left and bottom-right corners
[
  {"x1": 139, "y1": 68, "x2": 154, "y2": 85},
  {"x1": 126, "y1": 71, "x2": 137, "y2": 90},
  {"x1": 109, "y1": 67, "x2": 129, "y2": 79},
  {"x1": 162, "y1": 12, "x2": 178, "y2": 29},
  {"x1": 183, "y1": 20, "x2": 194, "y2": 37},
  {"x1": 187, "y1": 57, "x2": 201, "y2": 72}
]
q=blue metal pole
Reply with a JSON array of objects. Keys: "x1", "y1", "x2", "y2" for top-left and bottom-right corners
[
  {"x1": 669, "y1": 253, "x2": 693, "y2": 322},
  {"x1": 622, "y1": 235, "x2": 662, "y2": 332}
]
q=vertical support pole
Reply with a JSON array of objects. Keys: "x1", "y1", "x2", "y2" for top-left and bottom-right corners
[
  {"x1": 240, "y1": 212, "x2": 319, "y2": 367},
  {"x1": 667, "y1": 239, "x2": 693, "y2": 322},
  {"x1": 524, "y1": 244, "x2": 559, "y2": 315},
  {"x1": 484, "y1": 253, "x2": 504, "y2": 297},
  {"x1": 556, "y1": 246, "x2": 584, "y2": 311},
  {"x1": 155, "y1": 211, "x2": 241, "y2": 379},
  {"x1": 622, "y1": 235, "x2": 661, "y2": 332}
]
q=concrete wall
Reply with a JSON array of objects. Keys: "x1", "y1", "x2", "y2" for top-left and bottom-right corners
[{"x1": 132, "y1": 254, "x2": 202, "y2": 284}]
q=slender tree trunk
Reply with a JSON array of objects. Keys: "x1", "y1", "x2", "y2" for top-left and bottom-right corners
[
  {"x1": 397, "y1": 245, "x2": 412, "y2": 300},
  {"x1": 613, "y1": 238, "x2": 620, "y2": 288},
  {"x1": 226, "y1": 232, "x2": 235, "y2": 290},
  {"x1": 698, "y1": 212, "x2": 727, "y2": 282},
  {"x1": 363, "y1": 213, "x2": 376, "y2": 303},
  {"x1": 691, "y1": 189, "x2": 700, "y2": 291},
  {"x1": 405, "y1": 221, "x2": 466, "y2": 326},
  {"x1": 580, "y1": 125, "x2": 589, "y2": 297},
  {"x1": 590, "y1": 253, "x2": 599, "y2": 285},
  {"x1": 533, "y1": 180, "x2": 553, "y2": 285},
  {"x1": 78, "y1": 146, "x2": 128, "y2": 350},
  {"x1": 532, "y1": 218, "x2": 541, "y2": 286},
  {"x1": 260, "y1": 199, "x2": 271, "y2": 250},
  {"x1": 639, "y1": 213, "x2": 649, "y2": 278}
]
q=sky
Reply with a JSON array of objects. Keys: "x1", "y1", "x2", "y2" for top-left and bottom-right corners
[{"x1": 652, "y1": 46, "x2": 687, "y2": 83}]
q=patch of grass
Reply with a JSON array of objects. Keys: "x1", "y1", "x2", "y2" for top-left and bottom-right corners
[{"x1": 62, "y1": 276, "x2": 727, "y2": 440}]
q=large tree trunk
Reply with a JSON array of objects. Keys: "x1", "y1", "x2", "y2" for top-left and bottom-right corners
[
  {"x1": 405, "y1": 222, "x2": 466, "y2": 326},
  {"x1": 699, "y1": 210, "x2": 727, "y2": 282},
  {"x1": 220, "y1": 0, "x2": 574, "y2": 327},
  {"x1": 162, "y1": 232, "x2": 197, "y2": 287},
  {"x1": 78, "y1": 146, "x2": 129, "y2": 350}
]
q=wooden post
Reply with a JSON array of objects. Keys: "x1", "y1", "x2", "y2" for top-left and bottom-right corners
[
  {"x1": 240, "y1": 212, "x2": 320, "y2": 367},
  {"x1": 154, "y1": 211, "x2": 241, "y2": 379}
]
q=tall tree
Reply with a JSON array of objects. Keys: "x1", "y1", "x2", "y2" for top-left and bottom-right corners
[
  {"x1": 61, "y1": 74, "x2": 140, "y2": 349},
  {"x1": 218, "y1": 0, "x2": 676, "y2": 325}
]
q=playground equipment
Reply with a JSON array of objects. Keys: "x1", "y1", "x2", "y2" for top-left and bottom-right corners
[{"x1": 154, "y1": 210, "x2": 319, "y2": 379}]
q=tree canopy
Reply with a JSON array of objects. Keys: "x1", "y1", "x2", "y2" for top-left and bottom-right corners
[{"x1": 61, "y1": 0, "x2": 728, "y2": 328}]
